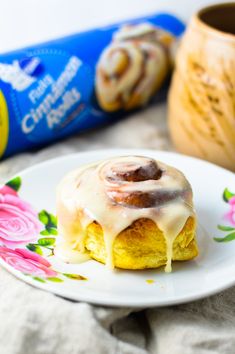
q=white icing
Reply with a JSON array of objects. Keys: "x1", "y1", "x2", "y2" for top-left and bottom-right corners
[
  {"x1": 55, "y1": 241, "x2": 90, "y2": 264},
  {"x1": 56, "y1": 156, "x2": 195, "y2": 272}
]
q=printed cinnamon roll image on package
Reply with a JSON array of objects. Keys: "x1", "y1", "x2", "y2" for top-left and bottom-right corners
[
  {"x1": 95, "y1": 23, "x2": 174, "y2": 111},
  {"x1": 0, "y1": 13, "x2": 184, "y2": 158}
]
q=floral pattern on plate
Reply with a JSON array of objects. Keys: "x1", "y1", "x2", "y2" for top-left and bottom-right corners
[
  {"x1": 214, "y1": 188, "x2": 235, "y2": 243},
  {"x1": 0, "y1": 176, "x2": 87, "y2": 283}
]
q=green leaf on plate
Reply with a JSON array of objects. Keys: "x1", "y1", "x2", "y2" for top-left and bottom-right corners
[
  {"x1": 38, "y1": 210, "x2": 49, "y2": 225},
  {"x1": 63, "y1": 273, "x2": 87, "y2": 281},
  {"x1": 214, "y1": 232, "x2": 235, "y2": 242},
  {"x1": 46, "y1": 227, "x2": 58, "y2": 236},
  {"x1": 33, "y1": 276, "x2": 46, "y2": 283},
  {"x1": 40, "y1": 229, "x2": 50, "y2": 236},
  {"x1": 26, "y1": 243, "x2": 43, "y2": 255},
  {"x1": 47, "y1": 277, "x2": 63, "y2": 283},
  {"x1": 38, "y1": 237, "x2": 56, "y2": 246},
  {"x1": 223, "y1": 188, "x2": 235, "y2": 203},
  {"x1": 48, "y1": 213, "x2": 57, "y2": 228},
  {"x1": 217, "y1": 225, "x2": 235, "y2": 232},
  {"x1": 6, "y1": 176, "x2": 22, "y2": 192},
  {"x1": 38, "y1": 210, "x2": 58, "y2": 232}
]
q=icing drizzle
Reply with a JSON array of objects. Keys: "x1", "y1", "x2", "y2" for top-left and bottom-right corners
[{"x1": 56, "y1": 156, "x2": 195, "y2": 272}]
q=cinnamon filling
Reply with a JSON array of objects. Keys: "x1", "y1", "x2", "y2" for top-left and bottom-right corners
[
  {"x1": 104, "y1": 158, "x2": 162, "y2": 182},
  {"x1": 103, "y1": 158, "x2": 163, "y2": 208}
]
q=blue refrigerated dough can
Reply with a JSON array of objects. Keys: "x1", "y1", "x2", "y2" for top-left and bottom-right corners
[{"x1": 0, "y1": 13, "x2": 185, "y2": 158}]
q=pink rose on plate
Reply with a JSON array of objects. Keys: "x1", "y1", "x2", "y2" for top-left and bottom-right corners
[
  {"x1": 224, "y1": 196, "x2": 235, "y2": 226},
  {"x1": 0, "y1": 185, "x2": 18, "y2": 196},
  {"x1": 0, "y1": 185, "x2": 42, "y2": 248},
  {"x1": 0, "y1": 247, "x2": 57, "y2": 277}
]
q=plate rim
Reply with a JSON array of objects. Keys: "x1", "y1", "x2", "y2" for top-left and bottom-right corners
[{"x1": 3, "y1": 257, "x2": 235, "y2": 308}]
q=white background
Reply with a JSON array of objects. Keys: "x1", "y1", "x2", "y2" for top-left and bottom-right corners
[{"x1": 0, "y1": 0, "x2": 231, "y2": 52}]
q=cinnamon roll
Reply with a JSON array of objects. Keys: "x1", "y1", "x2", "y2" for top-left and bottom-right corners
[
  {"x1": 56, "y1": 156, "x2": 198, "y2": 272},
  {"x1": 95, "y1": 23, "x2": 174, "y2": 112}
]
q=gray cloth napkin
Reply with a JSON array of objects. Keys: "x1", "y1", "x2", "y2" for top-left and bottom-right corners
[{"x1": 0, "y1": 105, "x2": 234, "y2": 354}]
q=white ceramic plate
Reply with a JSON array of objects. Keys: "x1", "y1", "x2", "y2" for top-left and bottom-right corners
[{"x1": 1, "y1": 149, "x2": 235, "y2": 308}]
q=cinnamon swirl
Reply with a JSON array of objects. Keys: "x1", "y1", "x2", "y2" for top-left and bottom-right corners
[
  {"x1": 95, "y1": 23, "x2": 173, "y2": 112},
  {"x1": 56, "y1": 156, "x2": 198, "y2": 272}
]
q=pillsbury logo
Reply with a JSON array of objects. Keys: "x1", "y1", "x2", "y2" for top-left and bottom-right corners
[{"x1": 0, "y1": 57, "x2": 42, "y2": 91}]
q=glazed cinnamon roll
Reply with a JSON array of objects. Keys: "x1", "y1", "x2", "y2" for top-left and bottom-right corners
[
  {"x1": 56, "y1": 156, "x2": 198, "y2": 272},
  {"x1": 95, "y1": 23, "x2": 174, "y2": 112}
]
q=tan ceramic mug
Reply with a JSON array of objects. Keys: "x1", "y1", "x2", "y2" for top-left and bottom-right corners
[{"x1": 168, "y1": 3, "x2": 235, "y2": 171}]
